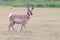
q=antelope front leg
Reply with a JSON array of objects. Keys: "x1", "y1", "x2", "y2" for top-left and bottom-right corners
[
  {"x1": 23, "y1": 24, "x2": 26, "y2": 31},
  {"x1": 20, "y1": 24, "x2": 26, "y2": 32},
  {"x1": 20, "y1": 24, "x2": 24, "y2": 32}
]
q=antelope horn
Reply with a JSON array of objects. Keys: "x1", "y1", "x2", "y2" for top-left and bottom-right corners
[{"x1": 31, "y1": 6, "x2": 34, "y2": 11}]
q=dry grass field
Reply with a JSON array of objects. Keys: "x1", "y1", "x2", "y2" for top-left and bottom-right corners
[{"x1": 0, "y1": 6, "x2": 60, "y2": 40}]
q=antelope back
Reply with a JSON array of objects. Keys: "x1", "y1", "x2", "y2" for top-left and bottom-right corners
[{"x1": 10, "y1": 14, "x2": 30, "y2": 21}]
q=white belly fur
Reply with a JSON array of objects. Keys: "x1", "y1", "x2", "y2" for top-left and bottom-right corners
[{"x1": 14, "y1": 18, "x2": 24, "y2": 24}]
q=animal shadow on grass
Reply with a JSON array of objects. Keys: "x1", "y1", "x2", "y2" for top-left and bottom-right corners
[
  {"x1": 21, "y1": 30, "x2": 33, "y2": 33},
  {"x1": 8, "y1": 30, "x2": 33, "y2": 34}
]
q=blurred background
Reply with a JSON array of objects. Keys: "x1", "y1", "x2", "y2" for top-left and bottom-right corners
[
  {"x1": 0, "y1": 0, "x2": 60, "y2": 40},
  {"x1": 0, "y1": 0, "x2": 60, "y2": 7}
]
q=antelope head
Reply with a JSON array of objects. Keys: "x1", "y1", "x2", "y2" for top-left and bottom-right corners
[{"x1": 27, "y1": 7, "x2": 34, "y2": 16}]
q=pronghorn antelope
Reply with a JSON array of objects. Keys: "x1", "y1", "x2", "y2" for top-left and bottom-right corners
[{"x1": 8, "y1": 7, "x2": 34, "y2": 32}]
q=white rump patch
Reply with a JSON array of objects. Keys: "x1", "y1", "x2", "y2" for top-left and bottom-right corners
[{"x1": 9, "y1": 13, "x2": 13, "y2": 19}]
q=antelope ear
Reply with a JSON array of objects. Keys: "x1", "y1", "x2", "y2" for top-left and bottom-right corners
[
  {"x1": 31, "y1": 6, "x2": 34, "y2": 11},
  {"x1": 27, "y1": 7, "x2": 30, "y2": 11}
]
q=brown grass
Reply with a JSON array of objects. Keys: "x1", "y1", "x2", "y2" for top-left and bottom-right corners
[{"x1": 0, "y1": 6, "x2": 60, "y2": 40}]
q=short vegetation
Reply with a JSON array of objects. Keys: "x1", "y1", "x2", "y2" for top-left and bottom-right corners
[{"x1": 0, "y1": 0, "x2": 60, "y2": 7}]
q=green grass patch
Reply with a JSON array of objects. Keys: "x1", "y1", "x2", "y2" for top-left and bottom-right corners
[{"x1": 0, "y1": 0, "x2": 60, "y2": 7}]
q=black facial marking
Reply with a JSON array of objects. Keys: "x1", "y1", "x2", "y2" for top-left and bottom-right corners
[{"x1": 29, "y1": 10, "x2": 33, "y2": 15}]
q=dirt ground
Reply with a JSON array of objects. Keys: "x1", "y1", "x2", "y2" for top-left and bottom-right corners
[{"x1": 0, "y1": 6, "x2": 60, "y2": 40}]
